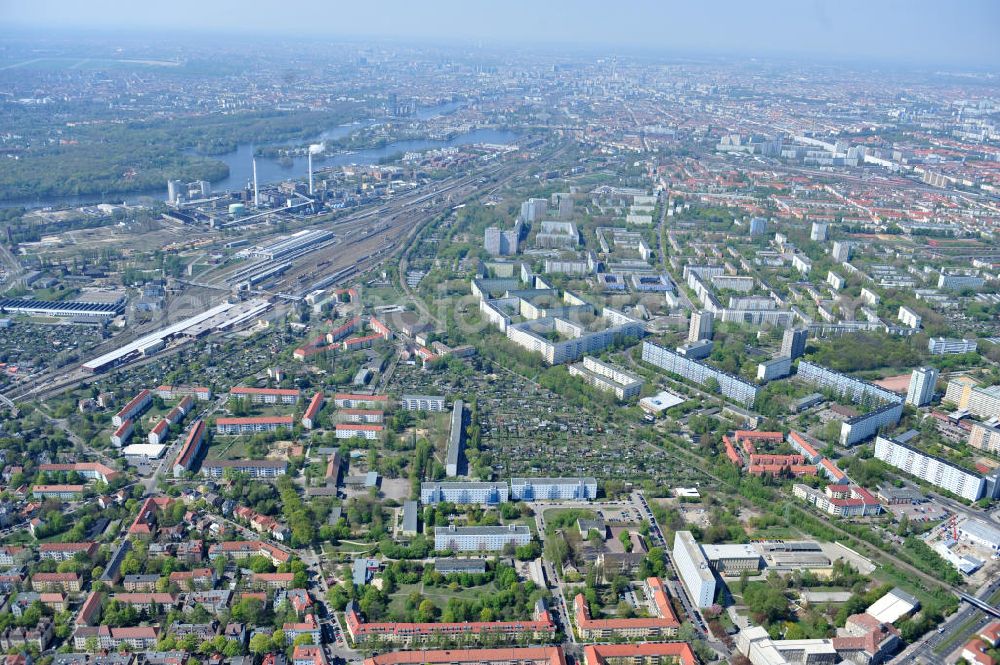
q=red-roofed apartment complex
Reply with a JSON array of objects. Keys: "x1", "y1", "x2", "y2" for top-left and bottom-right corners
[
  {"x1": 574, "y1": 577, "x2": 679, "y2": 640},
  {"x1": 582, "y1": 643, "x2": 697, "y2": 665},
  {"x1": 207, "y1": 540, "x2": 290, "y2": 565},
  {"x1": 363, "y1": 647, "x2": 567, "y2": 665},
  {"x1": 128, "y1": 497, "x2": 173, "y2": 538},
  {"x1": 345, "y1": 599, "x2": 556, "y2": 646},
  {"x1": 793, "y1": 484, "x2": 883, "y2": 517}
]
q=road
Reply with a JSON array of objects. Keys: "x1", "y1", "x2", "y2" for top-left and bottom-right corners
[{"x1": 893, "y1": 577, "x2": 1000, "y2": 664}]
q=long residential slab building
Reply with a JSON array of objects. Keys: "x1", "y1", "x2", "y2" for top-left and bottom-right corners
[
  {"x1": 874, "y1": 435, "x2": 1000, "y2": 502},
  {"x1": 568, "y1": 356, "x2": 643, "y2": 400},
  {"x1": 434, "y1": 524, "x2": 531, "y2": 552}
]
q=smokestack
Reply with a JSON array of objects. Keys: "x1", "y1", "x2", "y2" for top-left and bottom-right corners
[
  {"x1": 308, "y1": 152, "x2": 314, "y2": 196},
  {"x1": 252, "y1": 158, "x2": 259, "y2": 207}
]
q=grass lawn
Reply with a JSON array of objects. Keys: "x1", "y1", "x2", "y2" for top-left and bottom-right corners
[
  {"x1": 322, "y1": 541, "x2": 376, "y2": 555},
  {"x1": 206, "y1": 438, "x2": 252, "y2": 460},
  {"x1": 542, "y1": 507, "x2": 596, "y2": 535},
  {"x1": 387, "y1": 582, "x2": 506, "y2": 617}
]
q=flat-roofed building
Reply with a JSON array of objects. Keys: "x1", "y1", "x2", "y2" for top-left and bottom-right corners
[
  {"x1": 420, "y1": 482, "x2": 509, "y2": 505},
  {"x1": 446, "y1": 400, "x2": 464, "y2": 476},
  {"x1": 700, "y1": 543, "x2": 762, "y2": 576},
  {"x1": 400, "y1": 395, "x2": 446, "y2": 412},
  {"x1": 672, "y1": 531, "x2": 715, "y2": 608},
  {"x1": 929, "y1": 337, "x2": 978, "y2": 355},
  {"x1": 229, "y1": 387, "x2": 300, "y2": 405},
  {"x1": 568, "y1": 356, "x2": 643, "y2": 400},
  {"x1": 200, "y1": 459, "x2": 287, "y2": 479},
  {"x1": 944, "y1": 376, "x2": 1000, "y2": 419},
  {"x1": 969, "y1": 421, "x2": 1000, "y2": 454},
  {"x1": 433, "y1": 558, "x2": 487, "y2": 575},
  {"x1": 510, "y1": 477, "x2": 598, "y2": 501},
  {"x1": 906, "y1": 367, "x2": 938, "y2": 407},
  {"x1": 874, "y1": 435, "x2": 987, "y2": 502},
  {"x1": 401, "y1": 501, "x2": 418, "y2": 537},
  {"x1": 216, "y1": 416, "x2": 294, "y2": 435},
  {"x1": 434, "y1": 524, "x2": 531, "y2": 552}
]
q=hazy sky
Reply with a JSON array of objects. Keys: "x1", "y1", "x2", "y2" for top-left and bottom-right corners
[{"x1": 4, "y1": 0, "x2": 999, "y2": 67}]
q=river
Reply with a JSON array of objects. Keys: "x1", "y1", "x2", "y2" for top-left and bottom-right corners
[{"x1": 2, "y1": 101, "x2": 519, "y2": 210}]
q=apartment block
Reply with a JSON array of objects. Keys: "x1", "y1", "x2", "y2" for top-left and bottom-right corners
[
  {"x1": 672, "y1": 531, "x2": 715, "y2": 608},
  {"x1": 434, "y1": 525, "x2": 531, "y2": 552},
  {"x1": 568, "y1": 356, "x2": 643, "y2": 400},
  {"x1": 874, "y1": 436, "x2": 986, "y2": 502},
  {"x1": 420, "y1": 482, "x2": 509, "y2": 505},
  {"x1": 509, "y1": 477, "x2": 598, "y2": 501}
]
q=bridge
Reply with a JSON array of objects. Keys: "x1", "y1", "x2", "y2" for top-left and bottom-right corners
[{"x1": 958, "y1": 591, "x2": 1000, "y2": 619}]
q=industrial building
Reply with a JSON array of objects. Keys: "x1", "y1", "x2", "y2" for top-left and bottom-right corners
[
  {"x1": 245, "y1": 229, "x2": 334, "y2": 260},
  {"x1": 0, "y1": 296, "x2": 125, "y2": 322},
  {"x1": 82, "y1": 301, "x2": 262, "y2": 373}
]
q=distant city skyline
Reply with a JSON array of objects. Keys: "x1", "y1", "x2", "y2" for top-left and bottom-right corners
[{"x1": 4, "y1": 0, "x2": 999, "y2": 68}]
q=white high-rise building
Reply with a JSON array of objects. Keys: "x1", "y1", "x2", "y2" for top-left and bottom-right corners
[
  {"x1": 874, "y1": 436, "x2": 986, "y2": 502},
  {"x1": 520, "y1": 198, "x2": 548, "y2": 223},
  {"x1": 810, "y1": 222, "x2": 828, "y2": 241},
  {"x1": 673, "y1": 531, "x2": 715, "y2": 608},
  {"x1": 749, "y1": 217, "x2": 767, "y2": 236},
  {"x1": 906, "y1": 367, "x2": 938, "y2": 407},
  {"x1": 832, "y1": 241, "x2": 852, "y2": 262},
  {"x1": 688, "y1": 310, "x2": 713, "y2": 343},
  {"x1": 898, "y1": 306, "x2": 921, "y2": 329}
]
